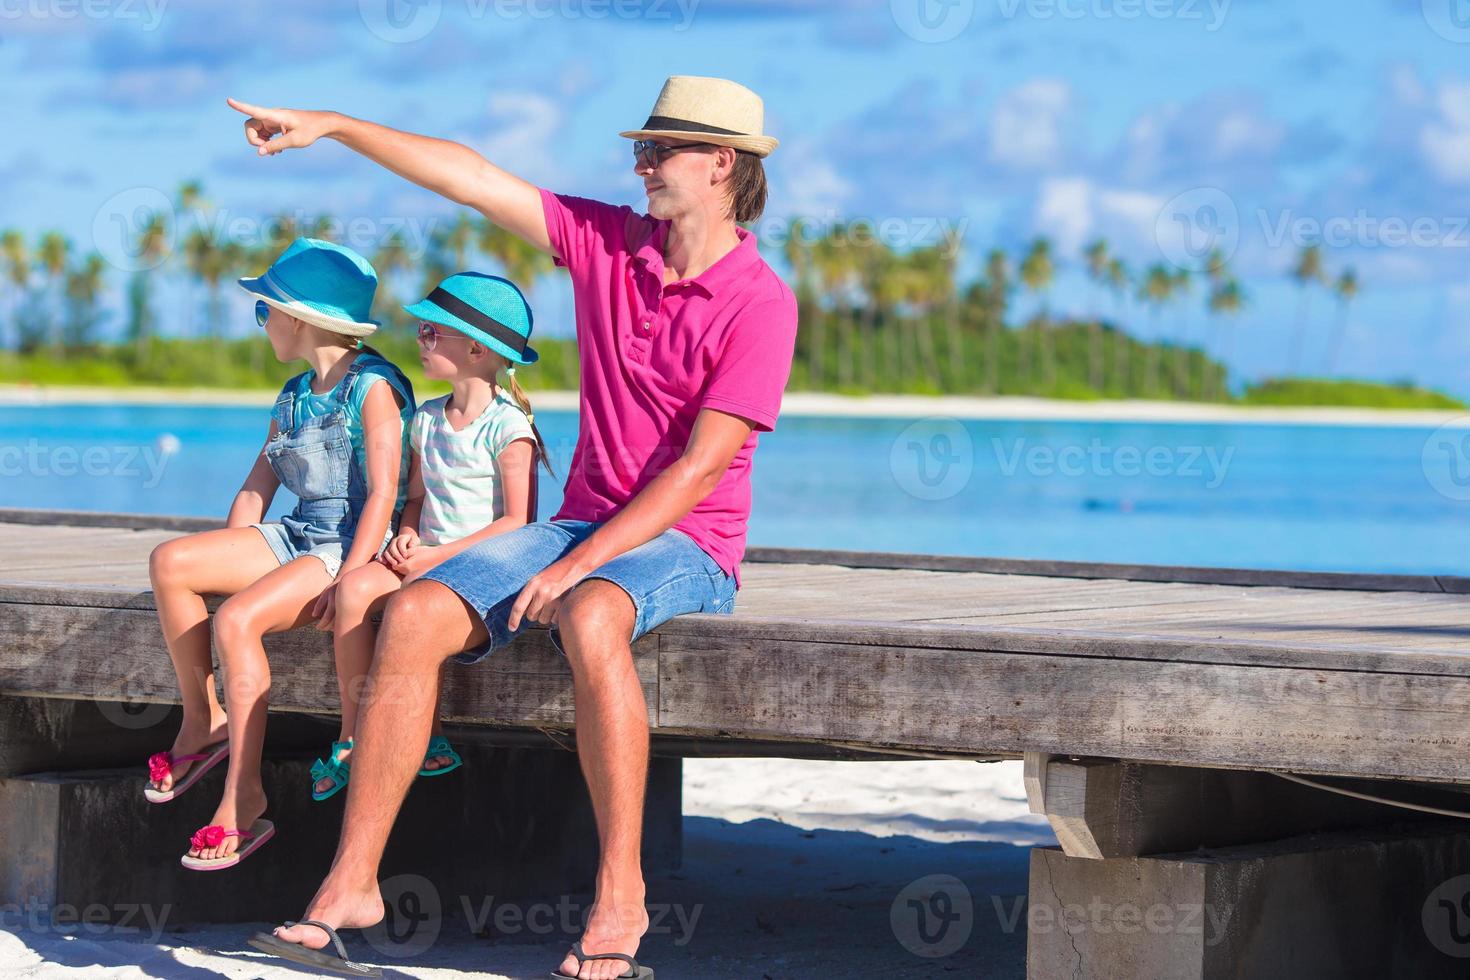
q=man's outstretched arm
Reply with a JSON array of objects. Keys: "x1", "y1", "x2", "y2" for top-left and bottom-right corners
[{"x1": 226, "y1": 98, "x2": 551, "y2": 254}]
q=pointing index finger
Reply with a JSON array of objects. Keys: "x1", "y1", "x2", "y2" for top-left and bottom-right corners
[{"x1": 226, "y1": 96, "x2": 267, "y2": 117}]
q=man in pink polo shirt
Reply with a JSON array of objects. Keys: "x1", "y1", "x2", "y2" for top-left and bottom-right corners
[{"x1": 229, "y1": 76, "x2": 796, "y2": 979}]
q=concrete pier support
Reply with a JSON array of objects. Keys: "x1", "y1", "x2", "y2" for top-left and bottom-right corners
[
  {"x1": 1027, "y1": 822, "x2": 1470, "y2": 979},
  {"x1": 0, "y1": 736, "x2": 682, "y2": 927}
]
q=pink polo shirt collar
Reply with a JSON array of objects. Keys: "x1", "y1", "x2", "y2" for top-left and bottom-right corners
[{"x1": 630, "y1": 221, "x2": 762, "y2": 297}]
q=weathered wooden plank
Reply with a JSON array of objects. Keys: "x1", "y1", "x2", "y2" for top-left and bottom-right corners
[
  {"x1": 656, "y1": 633, "x2": 1470, "y2": 782},
  {"x1": 2, "y1": 511, "x2": 1455, "y2": 593},
  {"x1": 0, "y1": 603, "x2": 658, "y2": 728}
]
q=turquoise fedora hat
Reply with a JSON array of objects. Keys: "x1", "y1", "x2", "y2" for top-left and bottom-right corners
[
  {"x1": 239, "y1": 237, "x2": 380, "y2": 338},
  {"x1": 404, "y1": 272, "x2": 538, "y2": 365}
]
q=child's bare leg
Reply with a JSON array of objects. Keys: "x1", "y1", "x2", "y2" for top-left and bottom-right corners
[
  {"x1": 188, "y1": 556, "x2": 333, "y2": 862},
  {"x1": 146, "y1": 527, "x2": 282, "y2": 792},
  {"x1": 317, "y1": 561, "x2": 402, "y2": 794}
]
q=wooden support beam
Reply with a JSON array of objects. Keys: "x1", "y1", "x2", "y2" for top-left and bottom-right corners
[{"x1": 1024, "y1": 755, "x2": 1446, "y2": 859}]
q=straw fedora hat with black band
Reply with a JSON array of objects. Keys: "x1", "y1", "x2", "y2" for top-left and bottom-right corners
[{"x1": 619, "y1": 75, "x2": 778, "y2": 157}]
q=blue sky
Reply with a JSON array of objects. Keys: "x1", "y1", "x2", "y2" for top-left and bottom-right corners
[{"x1": 5, "y1": 0, "x2": 1470, "y2": 397}]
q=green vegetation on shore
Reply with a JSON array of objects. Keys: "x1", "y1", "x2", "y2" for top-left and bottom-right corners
[
  {"x1": 3, "y1": 180, "x2": 1463, "y2": 410},
  {"x1": 1237, "y1": 378, "x2": 1465, "y2": 410}
]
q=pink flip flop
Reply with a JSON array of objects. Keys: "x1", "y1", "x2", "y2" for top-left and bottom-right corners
[
  {"x1": 179, "y1": 818, "x2": 275, "y2": 871},
  {"x1": 144, "y1": 740, "x2": 230, "y2": 804}
]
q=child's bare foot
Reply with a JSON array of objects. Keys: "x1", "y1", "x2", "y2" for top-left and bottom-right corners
[
  {"x1": 150, "y1": 714, "x2": 228, "y2": 793},
  {"x1": 186, "y1": 784, "x2": 268, "y2": 862},
  {"x1": 312, "y1": 742, "x2": 353, "y2": 796}
]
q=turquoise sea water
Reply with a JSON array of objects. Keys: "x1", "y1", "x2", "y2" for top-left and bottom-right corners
[{"x1": 3, "y1": 403, "x2": 1467, "y2": 576}]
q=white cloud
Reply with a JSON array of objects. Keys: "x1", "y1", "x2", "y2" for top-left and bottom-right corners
[
  {"x1": 988, "y1": 79, "x2": 1073, "y2": 172},
  {"x1": 476, "y1": 92, "x2": 566, "y2": 184},
  {"x1": 1419, "y1": 81, "x2": 1470, "y2": 186},
  {"x1": 1035, "y1": 176, "x2": 1093, "y2": 255},
  {"x1": 772, "y1": 139, "x2": 854, "y2": 216},
  {"x1": 1034, "y1": 178, "x2": 1165, "y2": 257}
]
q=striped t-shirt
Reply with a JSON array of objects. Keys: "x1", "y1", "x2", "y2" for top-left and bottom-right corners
[{"x1": 409, "y1": 390, "x2": 536, "y2": 547}]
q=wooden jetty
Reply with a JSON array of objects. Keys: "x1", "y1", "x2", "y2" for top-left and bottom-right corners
[{"x1": 1, "y1": 507, "x2": 1468, "y2": 978}]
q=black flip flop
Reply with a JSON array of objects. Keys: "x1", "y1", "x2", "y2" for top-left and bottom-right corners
[
  {"x1": 550, "y1": 939, "x2": 654, "y2": 979},
  {"x1": 247, "y1": 919, "x2": 382, "y2": 978}
]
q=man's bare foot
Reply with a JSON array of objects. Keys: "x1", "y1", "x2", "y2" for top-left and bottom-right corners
[
  {"x1": 151, "y1": 714, "x2": 228, "y2": 793},
  {"x1": 273, "y1": 879, "x2": 385, "y2": 950},
  {"x1": 556, "y1": 893, "x2": 650, "y2": 980},
  {"x1": 186, "y1": 784, "x2": 267, "y2": 862}
]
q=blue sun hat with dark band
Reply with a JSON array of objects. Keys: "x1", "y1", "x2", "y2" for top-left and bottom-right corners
[
  {"x1": 239, "y1": 237, "x2": 381, "y2": 337},
  {"x1": 404, "y1": 272, "x2": 538, "y2": 364}
]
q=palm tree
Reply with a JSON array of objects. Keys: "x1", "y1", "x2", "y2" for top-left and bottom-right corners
[
  {"x1": 127, "y1": 213, "x2": 168, "y2": 359},
  {"x1": 1105, "y1": 258, "x2": 1130, "y2": 394},
  {"x1": 182, "y1": 225, "x2": 216, "y2": 338},
  {"x1": 782, "y1": 218, "x2": 821, "y2": 386},
  {"x1": 373, "y1": 230, "x2": 415, "y2": 330},
  {"x1": 175, "y1": 181, "x2": 206, "y2": 335},
  {"x1": 36, "y1": 231, "x2": 71, "y2": 354},
  {"x1": 811, "y1": 226, "x2": 856, "y2": 389},
  {"x1": 1138, "y1": 263, "x2": 1174, "y2": 396},
  {"x1": 477, "y1": 220, "x2": 554, "y2": 299},
  {"x1": 1018, "y1": 237, "x2": 1055, "y2": 391},
  {"x1": 902, "y1": 245, "x2": 948, "y2": 389},
  {"x1": 1324, "y1": 267, "x2": 1359, "y2": 376},
  {"x1": 0, "y1": 229, "x2": 27, "y2": 351},
  {"x1": 62, "y1": 252, "x2": 107, "y2": 350},
  {"x1": 1289, "y1": 243, "x2": 1325, "y2": 376},
  {"x1": 982, "y1": 248, "x2": 1010, "y2": 394},
  {"x1": 1083, "y1": 239, "x2": 1109, "y2": 391},
  {"x1": 1170, "y1": 268, "x2": 1193, "y2": 397},
  {"x1": 1207, "y1": 278, "x2": 1246, "y2": 400},
  {"x1": 856, "y1": 241, "x2": 896, "y2": 390}
]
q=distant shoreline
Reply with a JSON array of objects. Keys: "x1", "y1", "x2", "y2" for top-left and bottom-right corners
[{"x1": 1, "y1": 383, "x2": 1467, "y2": 428}]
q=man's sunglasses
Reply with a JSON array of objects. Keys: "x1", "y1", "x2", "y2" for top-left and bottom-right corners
[{"x1": 632, "y1": 139, "x2": 715, "y2": 170}]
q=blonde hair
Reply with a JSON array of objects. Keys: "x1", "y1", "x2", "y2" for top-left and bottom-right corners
[{"x1": 488, "y1": 352, "x2": 555, "y2": 480}]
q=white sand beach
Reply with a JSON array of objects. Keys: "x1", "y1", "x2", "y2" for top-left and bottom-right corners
[
  {"x1": 0, "y1": 758, "x2": 1049, "y2": 979},
  {"x1": 2, "y1": 382, "x2": 1467, "y2": 427}
]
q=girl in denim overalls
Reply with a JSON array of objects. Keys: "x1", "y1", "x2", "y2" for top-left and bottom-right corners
[{"x1": 144, "y1": 238, "x2": 415, "y2": 871}]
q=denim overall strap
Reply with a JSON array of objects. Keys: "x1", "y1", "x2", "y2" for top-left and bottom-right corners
[{"x1": 265, "y1": 355, "x2": 372, "y2": 530}]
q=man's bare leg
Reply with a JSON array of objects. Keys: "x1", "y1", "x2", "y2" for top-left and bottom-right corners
[
  {"x1": 272, "y1": 579, "x2": 488, "y2": 950},
  {"x1": 553, "y1": 580, "x2": 651, "y2": 980}
]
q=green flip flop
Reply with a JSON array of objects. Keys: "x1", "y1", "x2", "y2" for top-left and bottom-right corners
[
  {"x1": 310, "y1": 739, "x2": 353, "y2": 802},
  {"x1": 417, "y1": 735, "x2": 463, "y2": 778}
]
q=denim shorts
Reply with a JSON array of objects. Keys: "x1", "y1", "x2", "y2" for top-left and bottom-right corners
[
  {"x1": 251, "y1": 516, "x2": 391, "y2": 579},
  {"x1": 418, "y1": 518, "x2": 737, "y2": 665}
]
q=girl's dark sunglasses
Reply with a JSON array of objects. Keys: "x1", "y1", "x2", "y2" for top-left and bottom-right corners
[{"x1": 632, "y1": 139, "x2": 714, "y2": 169}]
